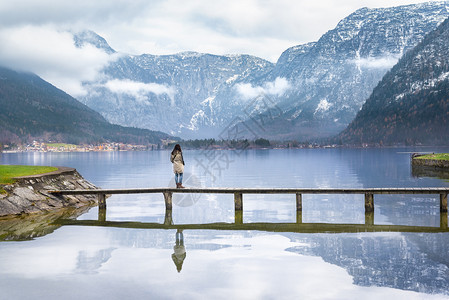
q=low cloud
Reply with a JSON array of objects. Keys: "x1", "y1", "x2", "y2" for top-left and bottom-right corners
[
  {"x1": 236, "y1": 77, "x2": 291, "y2": 100},
  {"x1": 103, "y1": 79, "x2": 176, "y2": 105},
  {"x1": 352, "y1": 55, "x2": 401, "y2": 70},
  {"x1": 0, "y1": 25, "x2": 115, "y2": 97},
  {"x1": 0, "y1": 0, "x2": 439, "y2": 65}
]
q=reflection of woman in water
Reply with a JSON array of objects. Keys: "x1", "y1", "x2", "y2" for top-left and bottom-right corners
[
  {"x1": 172, "y1": 229, "x2": 186, "y2": 272},
  {"x1": 170, "y1": 144, "x2": 185, "y2": 188}
]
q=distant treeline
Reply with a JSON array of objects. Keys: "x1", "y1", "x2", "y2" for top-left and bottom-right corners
[{"x1": 168, "y1": 138, "x2": 320, "y2": 150}]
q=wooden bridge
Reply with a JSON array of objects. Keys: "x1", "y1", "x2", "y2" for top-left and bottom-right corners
[
  {"x1": 49, "y1": 187, "x2": 449, "y2": 215},
  {"x1": 48, "y1": 187, "x2": 449, "y2": 230}
]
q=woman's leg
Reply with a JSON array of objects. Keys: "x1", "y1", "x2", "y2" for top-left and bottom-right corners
[
  {"x1": 179, "y1": 173, "x2": 185, "y2": 188},
  {"x1": 175, "y1": 173, "x2": 179, "y2": 184}
]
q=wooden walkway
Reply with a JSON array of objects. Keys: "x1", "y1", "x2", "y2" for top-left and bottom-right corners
[{"x1": 49, "y1": 187, "x2": 449, "y2": 214}]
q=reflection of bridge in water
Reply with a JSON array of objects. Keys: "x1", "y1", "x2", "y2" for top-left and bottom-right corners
[
  {"x1": 56, "y1": 209, "x2": 449, "y2": 273},
  {"x1": 57, "y1": 210, "x2": 449, "y2": 234},
  {"x1": 49, "y1": 186, "x2": 449, "y2": 233}
]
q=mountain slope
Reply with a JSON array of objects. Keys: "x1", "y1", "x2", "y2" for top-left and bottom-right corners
[
  {"x1": 233, "y1": 1, "x2": 449, "y2": 141},
  {"x1": 0, "y1": 66, "x2": 173, "y2": 144},
  {"x1": 337, "y1": 17, "x2": 449, "y2": 145},
  {"x1": 67, "y1": 2, "x2": 449, "y2": 140},
  {"x1": 79, "y1": 39, "x2": 274, "y2": 138}
]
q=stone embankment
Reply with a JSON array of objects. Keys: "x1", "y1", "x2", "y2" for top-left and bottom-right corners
[
  {"x1": 0, "y1": 167, "x2": 98, "y2": 217},
  {"x1": 412, "y1": 153, "x2": 449, "y2": 169}
]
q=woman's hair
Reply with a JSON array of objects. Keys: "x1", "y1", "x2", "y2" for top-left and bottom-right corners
[{"x1": 171, "y1": 144, "x2": 182, "y2": 155}]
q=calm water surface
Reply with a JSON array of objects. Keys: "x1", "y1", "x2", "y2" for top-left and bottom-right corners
[{"x1": 1, "y1": 148, "x2": 449, "y2": 299}]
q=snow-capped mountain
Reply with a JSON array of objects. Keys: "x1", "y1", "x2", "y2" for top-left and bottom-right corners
[
  {"x1": 73, "y1": 30, "x2": 116, "y2": 55},
  {"x1": 338, "y1": 16, "x2": 449, "y2": 145},
  {"x1": 238, "y1": 1, "x2": 449, "y2": 140},
  {"x1": 78, "y1": 38, "x2": 273, "y2": 138},
  {"x1": 76, "y1": 1, "x2": 449, "y2": 140}
]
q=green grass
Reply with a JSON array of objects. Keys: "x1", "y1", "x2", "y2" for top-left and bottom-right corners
[
  {"x1": 415, "y1": 153, "x2": 449, "y2": 161},
  {"x1": 0, "y1": 165, "x2": 58, "y2": 185}
]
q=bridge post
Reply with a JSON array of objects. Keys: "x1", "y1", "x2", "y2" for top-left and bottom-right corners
[
  {"x1": 365, "y1": 211, "x2": 374, "y2": 226},
  {"x1": 235, "y1": 210, "x2": 243, "y2": 224},
  {"x1": 234, "y1": 193, "x2": 243, "y2": 211},
  {"x1": 98, "y1": 194, "x2": 106, "y2": 209},
  {"x1": 164, "y1": 209, "x2": 173, "y2": 225},
  {"x1": 440, "y1": 193, "x2": 448, "y2": 213},
  {"x1": 440, "y1": 212, "x2": 448, "y2": 229},
  {"x1": 296, "y1": 211, "x2": 302, "y2": 224},
  {"x1": 296, "y1": 193, "x2": 302, "y2": 212},
  {"x1": 164, "y1": 192, "x2": 173, "y2": 210},
  {"x1": 365, "y1": 193, "x2": 374, "y2": 213},
  {"x1": 98, "y1": 207, "x2": 106, "y2": 222}
]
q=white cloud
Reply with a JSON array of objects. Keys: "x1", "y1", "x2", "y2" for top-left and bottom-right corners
[
  {"x1": 352, "y1": 55, "x2": 402, "y2": 69},
  {"x1": 265, "y1": 77, "x2": 291, "y2": 95},
  {"x1": 236, "y1": 77, "x2": 291, "y2": 100},
  {"x1": 103, "y1": 79, "x2": 176, "y2": 105},
  {"x1": 0, "y1": 0, "x2": 439, "y2": 64},
  {"x1": 0, "y1": 0, "x2": 443, "y2": 97},
  {"x1": 0, "y1": 25, "x2": 115, "y2": 97},
  {"x1": 114, "y1": 0, "x2": 439, "y2": 61}
]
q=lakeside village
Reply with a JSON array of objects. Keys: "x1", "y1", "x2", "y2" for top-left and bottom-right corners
[
  {"x1": 0, "y1": 141, "x2": 166, "y2": 153},
  {"x1": 0, "y1": 138, "x2": 340, "y2": 153}
]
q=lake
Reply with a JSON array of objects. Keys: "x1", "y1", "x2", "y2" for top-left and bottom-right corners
[{"x1": 1, "y1": 147, "x2": 449, "y2": 299}]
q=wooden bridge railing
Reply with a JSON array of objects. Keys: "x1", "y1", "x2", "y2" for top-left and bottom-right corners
[{"x1": 49, "y1": 187, "x2": 449, "y2": 214}]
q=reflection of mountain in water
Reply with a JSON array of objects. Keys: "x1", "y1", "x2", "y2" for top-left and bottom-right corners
[
  {"x1": 106, "y1": 222, "x2": 449, "y2": 295},
  {"x1": 76, "y1": 248, "x2": 115, "y2": 274},
  {"x1": 287, "y1": 233, "x2": 449, "y2": 295},
  {"x1": 280, "y1": 148, "x2": 449, "y2": 295},
  {"x1": 59, "y1": 214, "x2": 449, "y2": 295}
]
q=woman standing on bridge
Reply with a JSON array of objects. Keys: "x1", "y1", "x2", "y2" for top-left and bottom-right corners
[{"x1": 171, "y1": 144, "x2": 185, "y2": 188}]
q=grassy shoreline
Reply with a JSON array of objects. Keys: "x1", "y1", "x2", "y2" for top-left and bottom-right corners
[
  {"x1": 414, "y1": 153, "x2": 449, "y2": 161},
  {"x1": 0, "y1": 165, "x2": 58, "y2": 185}
]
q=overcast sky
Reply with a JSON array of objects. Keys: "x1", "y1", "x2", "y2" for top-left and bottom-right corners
[{"x1": 0, "y1": 0, "x2": 445, "y2": 96}]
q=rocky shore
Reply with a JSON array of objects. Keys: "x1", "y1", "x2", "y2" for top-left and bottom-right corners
[
  {"x1": 0, "y1": 167, "x2": 98, "y2": 217},
  {"x1": 411, "y1": 153, "x2": 449, "y2": 169}
]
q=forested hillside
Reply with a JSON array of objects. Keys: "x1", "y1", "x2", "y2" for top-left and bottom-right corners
[
  {"x1": 0, "y1": 66, "x2": 173, "y2": 144},
  {"x1": 338, "y1": 18, "x2": 449, "y2": 145}
]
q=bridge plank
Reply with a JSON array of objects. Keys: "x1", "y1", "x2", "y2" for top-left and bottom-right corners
[{"x1": 49, "y1": 187, "x2": 449, "y2": 195}]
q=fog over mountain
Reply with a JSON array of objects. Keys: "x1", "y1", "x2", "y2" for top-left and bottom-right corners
[
  {"x1": 65, "y1": 2, "x2": 449, "y2": 140},
  {"x1": 230, "y1": 1, "x2": 449, "y2": 141},
  {"x1": 338, "y1": 17, "x2": 449, "y2": 145}
]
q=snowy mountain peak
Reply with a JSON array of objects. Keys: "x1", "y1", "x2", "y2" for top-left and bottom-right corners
[
  {"x1": 76, "y1": 2, "x2": 449, "y2": 140},
  {"x1": 254, "y1": 1, "x2": 449, "y2": 141},
  {"x1": 73, "y1": 30, "x2": 116, "y2": 54}
]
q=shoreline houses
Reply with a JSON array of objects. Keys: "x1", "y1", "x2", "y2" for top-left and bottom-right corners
[{"x1": 1, "y1": 141, "x2": 159, "y2": 153}]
